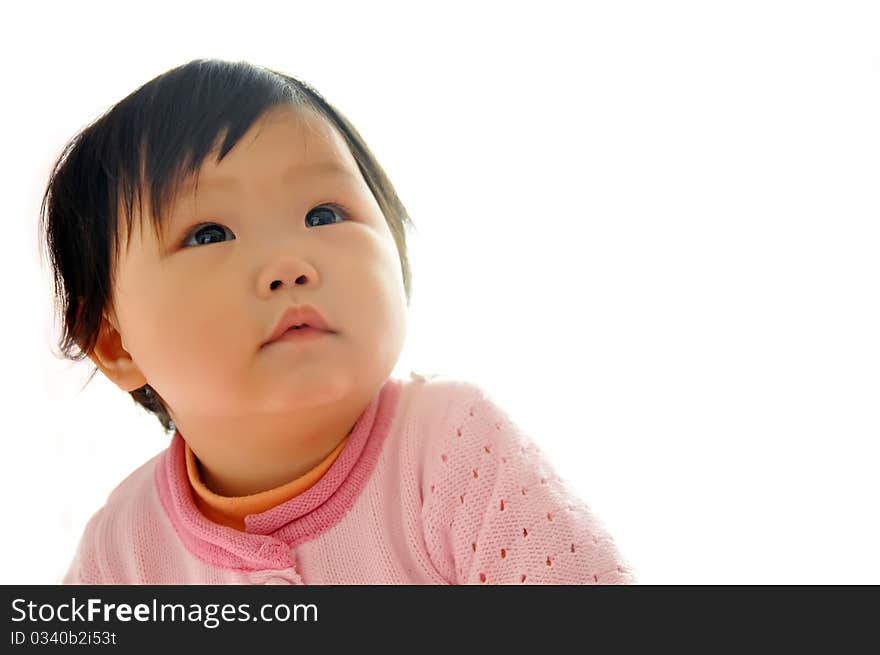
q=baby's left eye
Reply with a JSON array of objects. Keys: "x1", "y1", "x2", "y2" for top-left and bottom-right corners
[{"x1": 305, "y1": 204, "x2": 349, "y2": 227}]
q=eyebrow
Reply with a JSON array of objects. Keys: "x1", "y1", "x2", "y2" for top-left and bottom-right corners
[{"x1": 177, "y1": 160, "x2": 361, "y2": 196}]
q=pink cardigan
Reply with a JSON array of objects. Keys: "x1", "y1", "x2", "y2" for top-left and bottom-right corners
[{"x1": 63, "y1": 374, "x2": 636, "y2": 584}]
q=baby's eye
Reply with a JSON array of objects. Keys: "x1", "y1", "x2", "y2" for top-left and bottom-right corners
[
  {"x1": 305, "y1": 204, "x2": 349, "y2": 227},
  {"x1": 181, "y1": 204, "x2": 349, "y2": 248},
  {"x1": 184, "y1": 223, "x2": 234, "y2": 247}
]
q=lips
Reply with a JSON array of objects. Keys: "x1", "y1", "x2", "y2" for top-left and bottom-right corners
[{"x1": 263, "y1": 305, "x2": 334, "y2": 347}]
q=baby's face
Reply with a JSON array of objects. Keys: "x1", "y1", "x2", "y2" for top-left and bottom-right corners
[{"x1": 106, "y1": 105, "x2": 408, "y2": 422}]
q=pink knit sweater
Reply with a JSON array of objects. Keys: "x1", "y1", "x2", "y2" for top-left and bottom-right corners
[{"x1": 63, "y1": 374, "x2": 636, "y2": 584}]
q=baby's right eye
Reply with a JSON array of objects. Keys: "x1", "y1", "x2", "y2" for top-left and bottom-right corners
[{"x1": 182, "y1": 223, "x2": 235, "y2": 248}]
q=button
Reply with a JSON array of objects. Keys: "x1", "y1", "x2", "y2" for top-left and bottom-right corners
[{"x1": 264, "y1": 577, "x2": 290, "y2": 585}]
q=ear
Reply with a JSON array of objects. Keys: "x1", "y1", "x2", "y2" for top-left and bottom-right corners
[{"x1": 87, "y1": 313, "x2": 148, "y2": 393}]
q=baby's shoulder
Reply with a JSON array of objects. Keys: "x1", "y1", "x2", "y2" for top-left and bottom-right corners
[
  {"x1": 398, "y1": 371, "x2": 524, "y2": 461},
  {"x1": 403, "y1": 371, "x2": 517, "y2": 417},
  {"x1": 401, "y1": 371, "x2": 488, "y2": 420},
  {"x1": 104, "y1": 450, "x2": 164, "y2": 509},
  {"x1": 80, "y1": 451, "x2": 165, "y2": 543},
  {"x1": 65, "y1": 451, "x2": 166, "y2": 584}
]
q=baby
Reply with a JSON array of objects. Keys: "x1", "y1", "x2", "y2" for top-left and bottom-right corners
[{"x1": 42, "y1": 58, "x2": 636, "y2": 584}]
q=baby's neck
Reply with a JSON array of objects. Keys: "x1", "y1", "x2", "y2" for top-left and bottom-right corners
[{"x1": 175, "y1": 390, "x2": 373, "y2": 497}]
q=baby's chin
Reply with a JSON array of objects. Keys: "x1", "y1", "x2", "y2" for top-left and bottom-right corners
[{"x1": 253, "y1": 370, "x2": 366, "y2": 411}]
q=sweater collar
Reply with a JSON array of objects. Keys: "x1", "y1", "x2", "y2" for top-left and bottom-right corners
[
  {"x1": 154, "y1": 378, "x2": 402, "y2": 571},
  {"x1": 184, "y1": 431, "x2": 350, "y2": 532}
]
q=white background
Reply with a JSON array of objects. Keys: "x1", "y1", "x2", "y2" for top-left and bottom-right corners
[{"x1": 2, "y1": 0, "x2": 878, "y2": 584}]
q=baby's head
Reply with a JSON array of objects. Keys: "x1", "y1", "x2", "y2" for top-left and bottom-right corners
[{"x1": 40, "y1": 59, "x2": 414, "y2": 436}]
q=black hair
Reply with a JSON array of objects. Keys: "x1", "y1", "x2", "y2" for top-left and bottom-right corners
[{"x1": 38, "y1": 58, "x2": 415, "y2": 433}]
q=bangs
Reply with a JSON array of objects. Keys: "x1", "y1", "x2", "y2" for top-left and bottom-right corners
[{"x1": 102, "y1": 60, "x2": 312, "y2": 259}]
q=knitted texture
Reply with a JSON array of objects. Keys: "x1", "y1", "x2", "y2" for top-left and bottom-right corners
[
  {"x1": 63, "y1": 375, "x2": 636, "y2": 585},
  {"x1": 420, "y1": 386, "x2": 633, "y2": 584}
]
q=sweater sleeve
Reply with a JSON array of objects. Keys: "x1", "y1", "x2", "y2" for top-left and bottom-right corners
[
  {"x1": 420, "y1": 384, "x2": 636, "y2": 585},
  {"x1": 62, "y1": 509, "x2": 109, "y2": 585}
]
